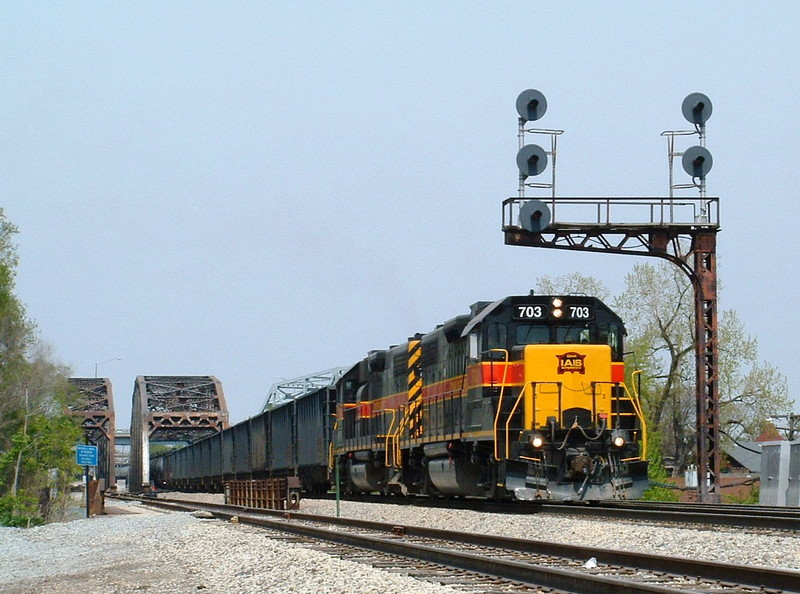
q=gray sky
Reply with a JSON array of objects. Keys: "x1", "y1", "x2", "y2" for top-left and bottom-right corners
[{"x1": 3, "y1": 4, "x2": 798, "y2": 427}]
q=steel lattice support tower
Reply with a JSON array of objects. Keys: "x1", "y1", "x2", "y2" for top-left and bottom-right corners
[
  {"x1": 692, "y1": 232, "x2": 720, "y2": 503},
  {"x1": 503, "y1": 196, "x2": 722, "y2": 502},
  {"x1": 68, "y1": 377, "x2": 116, "y2": 489},
  {"x1": 129, "y1": 375, "x2": 229, "y2": 492}
]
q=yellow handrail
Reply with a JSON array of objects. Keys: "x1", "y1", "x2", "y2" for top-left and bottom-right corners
[
  {"x1": 380, "y1": 409, "x2": 397, "y2": 467},
  {"x1": 627, "y1": 370, "x2": 648, "y2": 461},
  {"x1": 391, "y1": 404, "x2": 408, "y2": 467},
  {"x1": 328, "y1": 416, "x2": 340, "y2": 470},
  {"x1": 593, "y1": 377, "x2": 648, "y2": 462},
  {"x1": 504, "y1": 382, "x2": 528, "y2": 460},
  {"x1": 490, "y1": 349, "x2": 510, "y2": 461}
]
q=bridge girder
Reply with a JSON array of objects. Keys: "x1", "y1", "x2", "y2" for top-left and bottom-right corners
[
  {"x1": 68, "y1": 377, "x2": 116, "y2": 488},
  {"x1": 129, "y1": 375, "x2": 229, "y2": 492}
]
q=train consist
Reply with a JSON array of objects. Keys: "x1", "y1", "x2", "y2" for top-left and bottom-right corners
[{"x1": 153, "y1": 294, "x2": 649, "y2": 501}]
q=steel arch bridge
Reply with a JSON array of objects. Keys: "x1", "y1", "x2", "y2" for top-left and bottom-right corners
[
  {"x1": 129, "y1": 375, "x2": 229, "y2": 492},
  {"x1": 68, "y1": 377, "x2": 116, "y2": 489}
]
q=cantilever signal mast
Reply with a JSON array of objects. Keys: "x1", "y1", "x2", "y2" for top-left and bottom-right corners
[{"x1": 504, "y1": 90, "x2": 721, "y2": 503}]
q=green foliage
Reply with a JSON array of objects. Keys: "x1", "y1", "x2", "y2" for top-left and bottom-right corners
[
  {"x1": 723, "y1": 483, "x2": 760, "y2": 505},
  {"x1": 640, "y1": 432, "x2": 680, "y2": 502},
  {"x1": 149, "y1": 443, "x2": 184, "y2": 457},
  {"x1": 0, "y1": 392, "x2": 82, "y2": 525},
  {"x1": 0, "y1": 492, "x2": 44, "y2": 527},
  {"x1": 535, "y1": 273, "x2": 610, "y2": 302},
  {"x1": 0, "y1": 209, "x2": 79, "y2": 526},
  {"x1": 608, "y1": 260, "x2": 793, "y2": 471}
]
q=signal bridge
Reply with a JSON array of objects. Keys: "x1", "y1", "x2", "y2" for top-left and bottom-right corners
[{"x1": 505, "y1": 89, "x2": 721, "y2": 503}]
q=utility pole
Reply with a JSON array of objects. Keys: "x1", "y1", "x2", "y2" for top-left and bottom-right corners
[{"x1": 772, "y1": 414, "x2": 800, "y2": 441}]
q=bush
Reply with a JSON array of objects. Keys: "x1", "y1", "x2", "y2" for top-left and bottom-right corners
[
  {"x1": 640, "y1": 432, "x2": 680, "y2": 502},
  {"x1": 0, "y1": 493, "x2": 45, "y2": 527}
]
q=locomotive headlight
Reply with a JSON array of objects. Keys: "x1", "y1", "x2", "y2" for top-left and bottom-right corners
[
  {"x1": 530, "y1": 432, "x2": 545, "y2": 448},
  {"x1": 551, "y1": 298, "x2": 564, "y2": 319},
  {"x1": 551, "y1": 308, "x2": 564, "y2": 319},
  {"x1": 611, "y1": 430, "x2": 626, "y2": 448},
  {"x1": 551, "y1": 298, "x2": 563, "y2": 308}
]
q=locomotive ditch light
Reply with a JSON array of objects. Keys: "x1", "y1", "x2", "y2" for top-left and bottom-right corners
[
  {"x1": 530, "y1": 433, "x2": 545, "y2": 449},
  {"x1": 611, "y1": 430, "x2": 626, "y2": 449}
]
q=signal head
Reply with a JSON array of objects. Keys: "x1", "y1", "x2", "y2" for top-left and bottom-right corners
[
  {"x1": 682, "y1": 92, "x2": 713, "y2": 125},
  {"x1": 518, "y1": 199, "x2": 552, "y2": 232},
  {"x1": 516, "y1": 144, "x2": 548, "y2": 178},
  {"x1": 682, "y1": 145, "x2": 713, "y2": 178},
  {"x1": 516, "y1": 89, "x2": 548, "y2": 122}
]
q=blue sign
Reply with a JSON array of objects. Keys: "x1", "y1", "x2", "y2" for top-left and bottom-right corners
[{"x1": 76, "y1": 444, "x2": 98, "y2": 466}]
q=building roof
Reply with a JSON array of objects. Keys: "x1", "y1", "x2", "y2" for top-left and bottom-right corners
[{"x1": 723, "y1": 441, "x2": 762, "y2": 473}]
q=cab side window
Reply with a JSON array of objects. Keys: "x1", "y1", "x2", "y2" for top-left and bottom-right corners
[
  {"x1": 487, "y1": 322, "x2": 507, "y2": 350},
  {"x1": 485, "y1": 322, "x2": 508, "y2": 360}
]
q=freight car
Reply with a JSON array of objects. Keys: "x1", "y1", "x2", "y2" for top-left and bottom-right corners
[{"x1": 154, "y1": 294, "x2": 648, "y2": 501}]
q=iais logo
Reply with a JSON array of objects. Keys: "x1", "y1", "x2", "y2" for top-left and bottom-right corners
[{"x1": 556, "y1": 352, "x2": 586, "y2": 374}]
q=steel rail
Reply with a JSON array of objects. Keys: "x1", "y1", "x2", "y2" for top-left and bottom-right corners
[
  {"x1": 309, "y1": 492, "x2": 800, "y2": 531},
  {"x1": 590, "y1": 499, "x2": 800, "y2": 518},
  {"x1": 536, "y1": 500, "x2": 800, "y2": 531},
  {"x1": 118, "y1": 495, "x2": 800, "y2": 593}
]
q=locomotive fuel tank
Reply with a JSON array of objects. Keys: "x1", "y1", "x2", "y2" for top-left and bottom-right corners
[
  {"x1": 424, "y1": 443, "x2": 485, "y2": 497},
  {"x1": 349, "y1": 460, "x2": 386, "y2": 492}
]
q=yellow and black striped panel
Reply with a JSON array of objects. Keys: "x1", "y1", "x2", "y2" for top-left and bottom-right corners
[{"x1": 407, "y1": 340, "x2": 423, "y2": 438}]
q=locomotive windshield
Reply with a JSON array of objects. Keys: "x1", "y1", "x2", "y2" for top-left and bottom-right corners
[
  {"x1": 515, "y1": 324, "x2": 549, "y2": 344},
  {"x1": 500, "y1": 320, "x2": 623, "y2": 358}
]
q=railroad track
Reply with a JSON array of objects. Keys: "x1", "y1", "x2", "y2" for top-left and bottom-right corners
[
  {"x1": 308, "y1": 493, "x2": 800, "y2": 531},
  {"x1": 560, "y1": 499, "x2": 800, "y2": 531},
  {"x1": 117, "y1": 494, "x2": 800, "y2": 593}
]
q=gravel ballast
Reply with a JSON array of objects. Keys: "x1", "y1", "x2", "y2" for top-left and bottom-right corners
[
  {"x1": 0, "y1": 500, "x2": 460, "y2": 594},
  {"x1": 2, "y1": 494, "x2": 798, "y2": 593}
]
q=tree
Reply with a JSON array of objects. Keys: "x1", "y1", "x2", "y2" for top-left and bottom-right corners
[
  {"x1": 614, "y1": 260, "x2": 792, "y2": 469},
  {"x1": 613, "y1": 262, "x2": 696, "y2": 468},
  {"x1": 717, "y1": 310, "x2": 791, "y2": 439},
  {"x1": 0, "y1": 209, "x2": 80, "y2": 526},
  {"x1": 536, "y1": 273, "x2": 611, "y2": 302},
  {"x1": 536, "y1": 265, "x2": 793, "y2": 474}
]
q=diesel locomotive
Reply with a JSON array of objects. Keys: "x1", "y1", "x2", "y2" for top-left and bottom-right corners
[{"x1": 154, "y1": 294, "x2": 648, "y2": 501}]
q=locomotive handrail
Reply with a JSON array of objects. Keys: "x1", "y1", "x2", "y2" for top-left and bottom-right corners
[
  {"x1": 593, "y1": 377, "x2": 648, "y2": 461},
  {"x1": 391, "y1": 404, "x2": 409, "y2": 468},
  {"x1": 328, "y1": 416, "x2": 340, "y2": 470},
  {"x1": 380, "y1": 409, "x2": 397, "y2": 468},
  {"x1": 503, "y1": 383, "x2": 528, "y2": 461},
  {"x1": 490, "y1": 349, "x2": 511, "y2": 461},
  {"x1": 627, "y1": 371, "x2": 648, "y2": 461}
]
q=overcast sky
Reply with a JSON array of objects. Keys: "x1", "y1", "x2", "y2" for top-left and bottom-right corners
[{"x1": 3, "y1": 4, "x2": 798, "y2": 428}]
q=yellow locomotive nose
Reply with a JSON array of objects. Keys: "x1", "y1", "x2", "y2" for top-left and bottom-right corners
[{"x1": 522, "y1": 343, "x2": 613, "y2": 431}]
